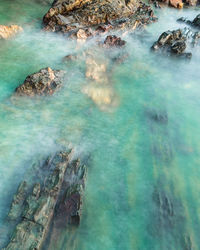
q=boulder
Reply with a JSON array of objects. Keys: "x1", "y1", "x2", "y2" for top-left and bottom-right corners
[
  {"x1": 151, "y1": 29, "x2": 192, "y2": 58},
  {"x1": 169, "y1": 0, "x2": 183, "y2": 8},
  {"x1": 43, "y1": 0, "x2": 156, "y2": 38},
  {"x1": 15, "y1": 67, "x2": 65, "y2": 97},
  {"x1": 0, "y1": 25, "x2": 23, "y2": 39},
  {"x1": 103, "y1": 35, "x2": 126, "y2": 48}
]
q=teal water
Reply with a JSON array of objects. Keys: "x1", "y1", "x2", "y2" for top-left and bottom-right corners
[{"x1": 1, "y1": 1, "x2": 200, "y2": 249}]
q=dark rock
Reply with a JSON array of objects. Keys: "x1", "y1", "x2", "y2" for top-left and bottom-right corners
[
  {"x1": 62, "y1": 54, "x2": 78, "y2": 62},
  {"x1": 53, "y1": 159, "x2": 86, "y2": 228},
  {"x1": 5, "y1": 151, "x2": 87, "y2": 250},
  {"x1": 43, "y1": 0, "x2": 156, "y2": 38},
  {"x1": 15, "y1": 67, "x2": 65, "y2": 97},
  {"x1": 178, "y1": 52, "x2": 192, "y2": 59},
  {"x1": 192, "y1": 14, "x2": 200, "y2": 28},
  {"x1": 171, "y1": 40, "x2": 186, "y2": 54},
  {"x1": 147, "y1": 109, "x2": 168, "y2": 124},
  {"x1": 151, "y1": 29, "x2": 192, "y2": 58},
  {"x1": 153, "y1": 189, "x2": 174, "y2": 218},
  {"x1": 104, "y1": 35, "x2": 126, "y2": 48}
]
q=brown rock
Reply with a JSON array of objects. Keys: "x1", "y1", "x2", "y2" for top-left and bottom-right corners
[
  {"x1": 15, "y1": 67, "x2": 65, "y2": 97},
  {"x1": 104, "y1": 35, "x2": 126, "y2": 48},
  {"x1": 43, "y1": 0, "x2": 156, "y2": 37},
  {"x1": 169, "y1": 0, "x2": 183, "y2": 8}
]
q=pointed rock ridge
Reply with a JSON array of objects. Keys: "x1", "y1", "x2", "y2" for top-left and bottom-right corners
[
  {"x1": 43, "y1": 0, "x2": 157, "y2": 38},
  {"x1": 15, "y1": 67, "x2": 66, "y2": 97},
  {"x1": 0, "y1": 25, "x2": 23, "y2": 39},
  {"x1": 4, "y1": 151, "x2": 87, "y2": 250}
]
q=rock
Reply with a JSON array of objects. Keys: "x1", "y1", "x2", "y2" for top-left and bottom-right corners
[
  {"x1": 0, "y1": 25, "x2": 23, "y2": 39},
  {"x1": 192, "y1": 14, "x2": 200, "y2": 28},
  {"x1": 53, "y1": 159, "x2": 86, "y2": 227},
  {"x1": 5, "y1": 151, "x2": 87, "y2": 250},
  {"x1": 169, "y1": 0, "x2": 183, "y2": 8},
  {"x1": 149, "y1": 0, "x2": 183, "y2": 8},
  {"x1": 147, "y1": 109, "x2": 168, "y2": 124},
  {"x1": 183, "y1": 0, "x2": 198, "y2": 5},
  {"x1": 43, "y1": 0, "x2": 156, "y2": 38},
  {"x1": 62, "y1": 54, "x2": 78, "y2": 63},
  {"x1": 15, "y1": 67, "x2": 65, "y2": 97},
  {"x1": 8, "y1": 181, "x2": 28, "y2": 220},
  {"x1": 104, "y1": 35, "x2": 126, "y2": 48},
  {"x1": 171, "y1": 40, "x2": 186, "y2": 54},
  {"x1": 151, "y1": 29, "x2": 192, "y2": 58},
  {"x1": 177, "y1": 14, "x2": 200, "y2": 28}
]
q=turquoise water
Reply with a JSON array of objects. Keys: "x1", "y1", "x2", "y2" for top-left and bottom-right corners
[{"x1": 1, "y1": 1, "x2": 200, "y2": 249}]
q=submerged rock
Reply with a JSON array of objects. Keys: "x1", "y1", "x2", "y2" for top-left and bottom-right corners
[
  {"x1": 4, "y1": 151, "x2": 87, "y2": 250},
  {"x1": 151, "y1": 29, "x2": 192, "y2": 58},
  {"x1": 43, "y1": 0, "x2": 156, "y2": 38},
  {"x1": 0, "y1": 25, "x2": 23, "y2": 39},
  {"x1": 15, "y1": 67, "x2": 65, "y2": 97},
  {"x1": 146, "y1": 109, "x2": 168, "y2": 124}
]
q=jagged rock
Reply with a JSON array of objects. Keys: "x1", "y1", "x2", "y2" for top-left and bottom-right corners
[
  {"x1": 149, "y1": 0, "x2": 183, "y2": 8},
  {"x1": 177, "y1": 14, "x2": 200, "y2": 28},
  {"x1": 192, "y1": 14, "x2": 200, "y2": 28},
  {"x1": 53, "y1": 159, "x2": 86, "y2": 227},
  {"x1": 15, "y1": 67, "x2": 65, "y2": 97},
  {"x1": 151, "y1": 29, "x2": 193, "y2": 58},
  {"x1": 8, "y1": 181, "x2": 28, "y2": 220},
  {"x1": 43, "y1": 0, "x2": 157, "y2": 38},
  {"x1": 5, "y1": 151, "x2": 87, "y2": 250},
  {"x1": 104, "y1": 35, "x2": 126, "y2": 48},
  {"x1": 171, "y1": 40, "x2": 186, "y2": 54},
  {"x1": 0, "y1": 25, "x2": 23, "y2": 39}
]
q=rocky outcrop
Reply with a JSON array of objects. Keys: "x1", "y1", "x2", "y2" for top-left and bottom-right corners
[
  {"x1": 0, "y1": 25, "x2": 23, "y2": 39},
  {"x1": 43, "y1": 0, "x2": 156, "y2": 38},
  {"x1": 178, "y1": 14, "x2": 200, "y2": 29},
  {"x1": 149, "y1": 0, "x2": 199, "y2": 8},
  {"x1": 15, "y1": 67, "x2": 65, "y2": 97},
  {"x1": 151, "y1": 29, "x2": 192, "y2": 59},
  {"x1": 103, "y1": 35, "x2": 126, "y2": 48},
  {"x1": 4, "y1": 151, "x2": 86, "y2": 250}
]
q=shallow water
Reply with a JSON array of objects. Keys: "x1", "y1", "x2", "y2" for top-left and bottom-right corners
[{"x1": 0, "y1": 1, "x2": 200, "y2": 249}]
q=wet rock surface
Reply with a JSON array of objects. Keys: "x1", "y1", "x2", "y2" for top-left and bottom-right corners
[
  {"x1": 151, "y1": 28, "x2": 195, "y2": 58},
  {"x1": 4, "y1": 151, "x2": 87, "y2": 250},
  {"x1": 0, "y1": 25, "x2": 23, "y2": 39},
  {"x1": 15, "y1": 67, "x2": 65, "y2": 97},
  {"x1": 43, "y1": 0, "x2": 157, "y2": 38}
]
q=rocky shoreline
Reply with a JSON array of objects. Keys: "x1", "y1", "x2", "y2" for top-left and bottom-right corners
[{"x1": 1, "y1": 0, "x2": 200, "y2": 249}]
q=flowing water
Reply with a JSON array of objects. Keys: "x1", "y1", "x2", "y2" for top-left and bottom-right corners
[{"x1": 0, "y1": 1, "x2": 200, "y2": 249}]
